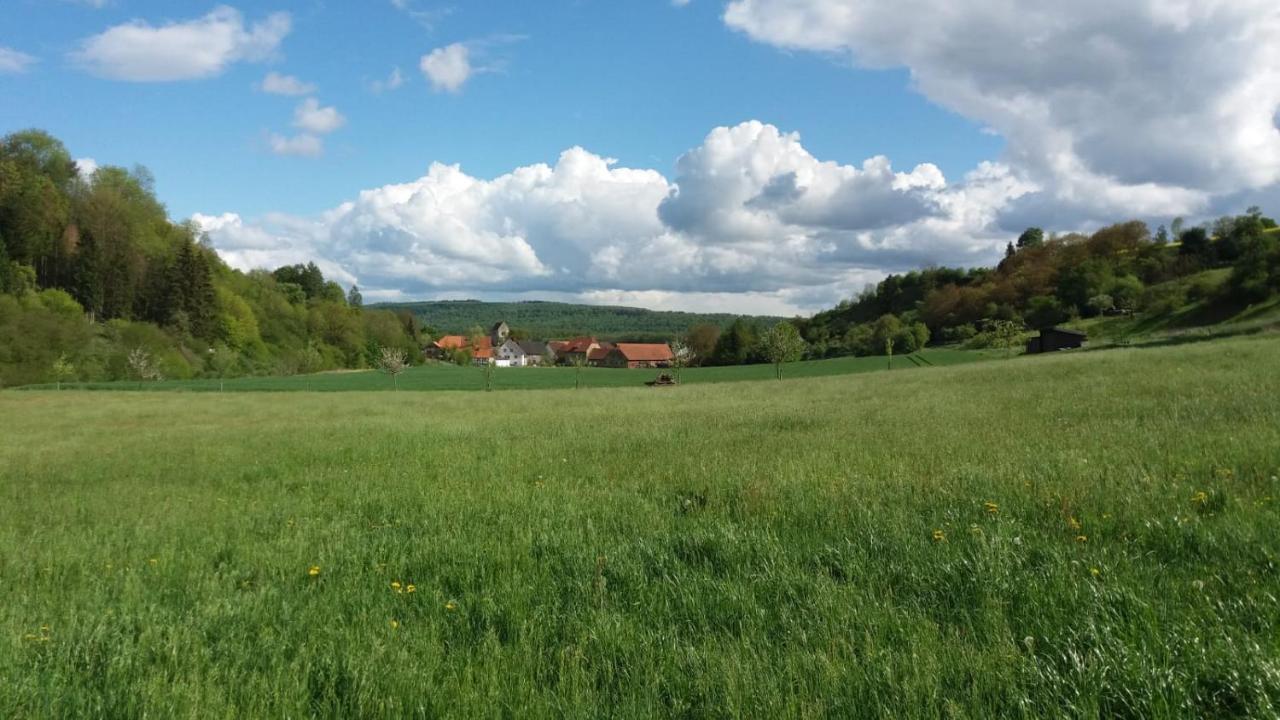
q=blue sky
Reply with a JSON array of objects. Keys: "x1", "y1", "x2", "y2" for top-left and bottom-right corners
[
  {"x1": 4, "y1": 1, "x2": 999, "y2": 219},
  {"x1": 2, "y1": 1, "x2": 1277, "y2": 314}
]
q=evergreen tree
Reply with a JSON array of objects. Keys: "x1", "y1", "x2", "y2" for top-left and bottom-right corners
[
  {"x1": 71, "y1": 227, "x2": 104, "y2": 318},
  {"x1": 711, "y1": 318, "x2": 759, "y2": 365},
  {"x1": 0, "y1": 230, "x2": 11, "y2": 294},
  {"x1": 1016, "y1": 227, "x2": 1045, "y2": 249}
]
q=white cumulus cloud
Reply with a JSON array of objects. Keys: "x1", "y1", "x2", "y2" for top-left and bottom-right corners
[
  {"x1": 199, "y1": 121, "x2": 1030, "y2": 313},
  {"x1": 292, "y1": 98, "x2": 346, "y2": 135},
  {"x1": 71, "y1": 6, "x2": 291, "y2": 81},
  {"x1": 259, "y1": 71, "x2": 315, "y2": 95},
  {"x1": 723, "y1": 0, "x2": 1280, "y2": 224},
  {"x1": 419, "y1": 43, "x2": 472, "y2": 93},
  {"x1": 268, "y1": 133, "x2": 323, "y2": 158}
]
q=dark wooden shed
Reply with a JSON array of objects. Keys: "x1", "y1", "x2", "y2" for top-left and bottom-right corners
[{"x1": 1026, "y1": 327, "x2": 1087, "y2": 354}]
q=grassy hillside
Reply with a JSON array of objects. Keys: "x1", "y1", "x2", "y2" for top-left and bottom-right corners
[
  {"x1": 22, "y1": 347, "x2": 993, "y2": 392},
  {"x1": 1067, "y1": 268, "x2": 1280, "y2": 344},
  {"x1": 3, "y1": 334, "x2": 1279, "y2": 717},
  {"x1": 372, "y1": 299, "x2": 785, "y2": 340}
]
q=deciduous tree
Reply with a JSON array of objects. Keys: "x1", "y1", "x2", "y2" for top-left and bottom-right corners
[{"x1": 760, "y1": 322, "x2": 806, "y2": 380}]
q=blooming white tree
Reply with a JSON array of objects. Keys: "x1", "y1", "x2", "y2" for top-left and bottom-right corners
[{"x1": 377, "y1": 346, "x2": 409, "y2": 390}]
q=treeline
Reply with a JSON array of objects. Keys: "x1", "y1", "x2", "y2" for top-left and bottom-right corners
[
  {"x1": 789, "y1": 210, "x2": 1280, "y2": 358},
  {"x1": 0, "y1": 129, "x2": 423, "y2": 387},
  {"x1": 374, "y1": 299, "x2": 785, "y2": 342}
]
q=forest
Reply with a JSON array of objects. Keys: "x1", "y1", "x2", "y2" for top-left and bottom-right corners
[
  {"x1": 789, "y1": 211, "x2": 1280, "y2": 358},
  {"x1": 0, "y1": 130, "x2": 422, "y2": 387}
]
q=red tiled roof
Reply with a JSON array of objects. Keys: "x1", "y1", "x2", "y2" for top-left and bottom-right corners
[
  {"x1": 473, "y1": 348, "x2": 493, "y2": 359},
  {"x1": 587, "y1": 347, "x2": 610, "y2": 361},
  {"x1": 434, "y1": 335, "x2": 492, "y2": 350},
  {"x1": 561, "y1": 336, "x2": 598, "y2": 353},
  {"x1": 615, "y1": 343, "x2": 674, "y2": 362}
]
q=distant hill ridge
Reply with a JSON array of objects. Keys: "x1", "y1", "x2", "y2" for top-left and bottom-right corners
[{"x1": 371, "y1": 300, "x2": 786, "y2": 341}]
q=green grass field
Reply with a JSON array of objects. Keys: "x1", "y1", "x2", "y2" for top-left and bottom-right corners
[
  {"x1": 22, "y1": 347, "x2": 993, "y2": 393},
  {"x1": 3, "y1": 334, "x2": 1279, "y2": 717}
]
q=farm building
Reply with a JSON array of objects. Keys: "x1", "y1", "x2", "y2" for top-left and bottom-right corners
[
  {"x1": 599, "y1": 343, "x2": 675, "y2": 369},
  {"x1": 424, "y1": 334, "x2": 468, "y2": 359},
  {"x1": 1026, "y1": 327, "x2": 1087, "y2": 354},
  {"x1": 555, "y1": 337, "x2": 601, "y2": 366},
  {"x1": 586, "y1": 342, "x2": 615, "y2": 366},
  {"x1": 518, "y1": 340, "x2": 552, "y2": 366}
]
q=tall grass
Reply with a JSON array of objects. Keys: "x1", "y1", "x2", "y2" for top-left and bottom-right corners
[{"x1": 2, "y1": 335, "x2": 1278, "y2": 717}]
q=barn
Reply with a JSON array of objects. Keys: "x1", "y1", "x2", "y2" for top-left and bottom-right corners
[
  {"x1": 599, "y1": 343, "x2": 675, "y2": 369},
  {"x1": 1025, "y1": 327, "x2": 1087, "y2": 354}
]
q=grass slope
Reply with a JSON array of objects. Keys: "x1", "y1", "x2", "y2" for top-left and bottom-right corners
[
  {"x1": 1069, "y1": 269, "x2": 1280, "y2": 345},
  {"x1": 371, "y1": 299, "x2": 785, "y2": 340},
  {"x1": 2, "y1": 334, "x2": 1279, "y2": 717},
  {"x1": 24, "y1": 348, "x2": 993, "y2": 393}
]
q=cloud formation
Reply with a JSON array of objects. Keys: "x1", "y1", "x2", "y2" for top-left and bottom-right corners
[
  {"x1": 259, "y1": 71, "x2": 315, "y2": 96},
  {"x1": 199, "y1": 121, "x2": 1030, "y2": 313},
  {"x1": 268, "y1": 133, "x2": 323, "y2": 158},
  {"x1": 292, "y1": 98, "x2": 346, "y2": 135},
  {"x1": 723, "y1": 0, "x2": 1280, "y2": 224},
  {"x1": 419, "y1": 43, "x2": 471, "y2": 92},
  {"x1": 0, "y1": 47, "x2": 37, "y2": 74},
  {"x1": 72, "y1": 6, "x2": 291, "y2": 81}
]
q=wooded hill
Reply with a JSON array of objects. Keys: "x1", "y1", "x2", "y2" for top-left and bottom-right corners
[
  {"x1": 372, "y1": 299, "x2": 784, "y2": 343},
  {"x1": 0, "y1": 130, "x2": 423, "y2": 387},
  {"x1": 793, "y1": 212, "x2": 1280, "y2": 358}
]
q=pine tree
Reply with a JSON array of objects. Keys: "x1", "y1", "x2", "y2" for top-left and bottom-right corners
[
  {"x1": 186, "y1": 245, "x2": 218, "y2": 339},
  {"x1": 71, "y1": 228, "x2": 104, "y2": 317},
  {"x1": 0, "y1": 230, "x2": 11, "y2": 294}
]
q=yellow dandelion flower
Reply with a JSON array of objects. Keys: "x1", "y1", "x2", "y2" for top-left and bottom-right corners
[
  {"x1": 1075, "y1": 535, "x2": 1088, "y2": 543},
  {"x1": 932, "y1": 529, "x2": 946, "y2": 542},
  {"x1": 308, "y1": 565, "x2": 321, "y2": 577},
  {"x1": 1090, "y1": 567, "x2": 1100, "y2": 577},
  {"x1": 1191, "y1": 491, "x2": 1208, "y2": 505},
  {"x1": 445, "y1": 600, "x2": 458, "y2": 612},
  {"x1": 406, "y1": 584, "x2": 416, "y2": 594},
  {"x1": 390, "y1": 581, "x2": 402, "y2": 592},
  {"x1": 983, "y1": 501, "x2": 999, "y2": 516},
  {"x1": 389, "y1": 619, "x2": 399, "y2": 629}
]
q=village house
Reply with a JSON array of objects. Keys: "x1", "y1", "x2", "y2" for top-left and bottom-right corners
[
  {"x1": 599, "y1": 343, "x2": 675, "y2": 369},
  {"x1": 518, "y1": 340, "x2": 552, "y2": 366},
  {"x1": 586, "y1": 342, "x2": 615, "y2": 367},
  {"x1": 554, "y1": 337, "x2": 600, "y2": 366},
  {"x1": 426, "y1": 334, "x2": 493, "y2": 362},
  {"x1": 493, "y1": 338, "x2": 552, "y2": 367},
  {"x1": 430, "y1": 322, "x2": 673, "y2": 371}
]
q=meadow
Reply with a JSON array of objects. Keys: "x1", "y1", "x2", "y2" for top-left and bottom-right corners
[
  {"x1": 2, "y1": 334, "x2": 1279, "y2": 718},
  {"x1": 22, "y1": 347, "x2": 992, "y2": 393}
]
